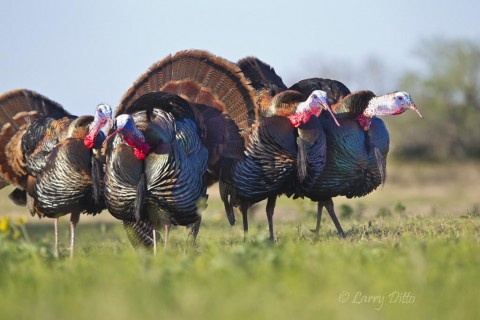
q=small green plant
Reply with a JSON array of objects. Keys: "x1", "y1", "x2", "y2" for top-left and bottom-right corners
[
  {"x1": 394, "y1": 202, "x2": 407, "y2": 215},
  {"x1": 377, "y1": 207, "x2": 392, "y2": 218},
  {"x1": 340, "y1": 204, "x2": 354, "y2": 219},
  {"x1": 0, "y1": 215, "x2": 30, "y2": 242},
  {"x1": 467, "y1": 205, "x2": 480, "y2": 218}
]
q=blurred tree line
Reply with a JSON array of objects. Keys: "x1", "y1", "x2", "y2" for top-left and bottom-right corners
[{"x1": 388, "y1": 39, "x2": 480, "y2": 161}]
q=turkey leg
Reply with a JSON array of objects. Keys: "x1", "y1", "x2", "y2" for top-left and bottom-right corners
[
  {"x1": 311, "y1": 199, "x2": 346, "y2": 237},
  {"x1": 266, "y1": 196, "x2": 277, "y2": 241},
  {"x1": 69, "y1": 212, "x2": 80, "y2": 258},
  {"x1": 324, "y1": 199, "x2": 346, "y2": 237},
  {"x1": 152, "y1": 229, "x2": 157, "y2": 255},
  {"x1": 54, "y1": 218, "x2": 59, "y2": 258},
  {"x1": 240, "y1": 202, "x2": 249, "y2": 240},
  {"x1": 164, "y1": 224, "x2": 170, "y2": 249}
]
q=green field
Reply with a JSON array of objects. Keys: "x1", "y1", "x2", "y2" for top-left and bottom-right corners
[{"x1": 0, "y1": 163, "x2": 479, "y2": 320}]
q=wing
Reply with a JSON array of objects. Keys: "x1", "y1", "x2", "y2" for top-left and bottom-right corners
[
  {"x1": 33, "y1": 139, "x2": 104, "y2": 218},
  {"x1": 145, "y1": 140, "x2": 207, "y2": 227}
]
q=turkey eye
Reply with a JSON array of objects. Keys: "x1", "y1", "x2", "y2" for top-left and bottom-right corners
[{"x1": 397, "y1": 96, "x2": 403, "y2": 101}]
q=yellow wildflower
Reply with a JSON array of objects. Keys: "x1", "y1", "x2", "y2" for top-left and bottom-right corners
[
  {"x1": 17, "y1": 216, "x2": 27, "y2": 225},
  {"x1": 0, "y1": 216, "x2": 10, "y2": 232},
  {"x1": 12, "y1": 229, "x2": 21, "y2": 240}
]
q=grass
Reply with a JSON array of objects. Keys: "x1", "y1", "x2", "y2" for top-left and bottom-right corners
[
  {"x1": 0, "y1": 162, "x2": 479, "y2": 320},
  {"x1": 0, "y1": 214, "x2": 479, "y2": 320}
]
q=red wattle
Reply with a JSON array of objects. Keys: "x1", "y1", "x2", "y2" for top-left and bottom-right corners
[
  {"x1": 84, "y1": 136, "x2": 95, "y2": 149},
  {"x1": 357, "y1": 115, "x2": 372, "y2": 131},
  {"x1": 124, "y1": 136, "x2": 151, "y2": 160},
  {"x1": 134, "y1": 148, "x2": 148, "y2": 160},
  {"x1": 302, "y1": 111, "x2": 315, "y2": 124},
  {"x1": 289, "y1": 110, "x2": 319, "y2": 128},
  {"x1": 288, "y1": 114, "x2": 302, "y2": 128}
]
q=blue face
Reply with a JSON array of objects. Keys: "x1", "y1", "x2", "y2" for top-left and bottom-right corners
[
  {"x1": 394, "y1": 92, "x2": 412, "y2": 105},
  {"x1": 113, "y1": 114, "x2": 133, "y2": 132},
  {"x1": 394, "y1": 92, "x2": 422, "y2": 118},
  {"x1": 310, "y1": 90, "x2": 329, "y2": 109},
  {"x1": 97, "y1": 104, "x2": 112, "y2": 120}
]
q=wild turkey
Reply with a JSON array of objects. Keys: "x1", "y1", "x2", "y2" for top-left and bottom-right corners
[
  {"x1": 103, "y1": 50, "x2": 257, "y2": 251},
  {"x1": 104, "y1": 50, "x2": 338, "y2": 247},
  {"x1": 218, "y1": 57, "x2": 340, "y2": 240},
  {"x1": 0, "y1": 89, "x2": 111, "y2": 257},
  {"x1": 289, "y1": 78, "x2": 422, "y2": 236},
  {"x1": 104, "y1": 92, "x2": 209, "y2": 252}
]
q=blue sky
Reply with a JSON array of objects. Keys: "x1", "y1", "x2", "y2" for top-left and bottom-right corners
[{"x1": 1, "y1": 0, "x2": 478, "y2": 115}]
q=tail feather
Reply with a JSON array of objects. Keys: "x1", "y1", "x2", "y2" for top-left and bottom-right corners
[
  {"x1": 117, "y1": 50, "x2": 257, "y2": 132},
  {"x1": 0, "y1": 117, "x2": 27, "y2": 187},
  {"x1": 146, "y1": 54, "x2": 172, "y2": 93},
  {"x1": 0, "y1": 90, "x2": 72, "y2": 188},
  {"x1": 237, "y1": 56, "x2": 288, "y2": 91},
  {"x1": 162, "y1": 82, "x2": 203, "y2": 104},
  {"x1": 0, "y1": 90, "x2": 71, "y2": 127}
]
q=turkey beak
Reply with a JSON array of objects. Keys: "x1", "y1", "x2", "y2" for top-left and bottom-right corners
[
  {"x1": 410, "y1": 104, "x2": 423, "y2": 118},
  {"x1": 323, "y1": 102, "x2": 340, "y2": 127}
]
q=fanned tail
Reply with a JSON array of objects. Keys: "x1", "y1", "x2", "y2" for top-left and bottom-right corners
[
  {"x1": 237, "y1": 57, "x2": 312, "y2": 118},
  {"x1": 117, "y1": 50, "x2": 257, "y2": 132},
  {"x1": 0, "y1": 89, "x2": 71, "y2": 126},
  {"x1": 0, "y1": 89, "x2": 71, "y2": 188},
  {"x1": 237, "y1": 56, "x2": 287, "y2": 92}
]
